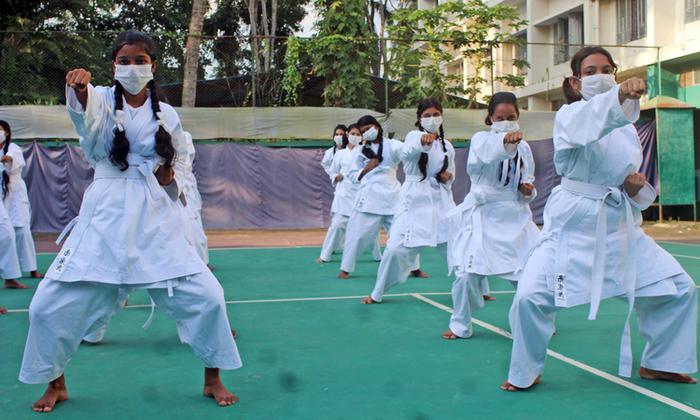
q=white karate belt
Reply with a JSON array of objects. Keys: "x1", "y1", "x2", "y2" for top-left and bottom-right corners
[
  {"x1": 404, "y1": 174, "x2": 444, "y2": 189},
  {"x1": 55, "y1": 155, "x2": 175, "y2": 329},
  {"x1": 445, "y1": 188, "x2": 518, "y2": 274},
  {"x1": 560, "y1": 177, "x2": 637, "y2": 377}
]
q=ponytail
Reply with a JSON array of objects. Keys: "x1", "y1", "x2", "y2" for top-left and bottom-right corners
[{"x1": 0, "y1": 120, "x2": 11, "y2": 198}]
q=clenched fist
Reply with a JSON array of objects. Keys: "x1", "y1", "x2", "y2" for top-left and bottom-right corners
[
  {"x1": 66, "y1": 68, "x2": 92, "y2": 91},
  {"x1": 619, "y1": 77, "x2": 646, "y2": 102},
  {"x1": 623, "y1": 172, "x2": 646, "y2": 197}
]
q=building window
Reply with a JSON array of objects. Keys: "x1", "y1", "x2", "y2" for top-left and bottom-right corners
[
  {"x1": 687, "y1": 0, "x2": 700, "y2": 22},
  {"x1": 553, "y1": 13, "x2": 583, "y2": 65},
  {"x1": 617, "y1": 0, "x2": 647, "y2": 43},
  {"x1": 514, "y1": 33, "x2": 528, "y2": 75}
]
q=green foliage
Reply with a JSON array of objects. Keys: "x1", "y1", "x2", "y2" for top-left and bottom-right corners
[
  {"x1": 281, "y1": 36, "x2": 302, "y2": 106},
  {"x1": 388, "y1": 0, "x2": 528, "y2": 108},
  {"x1": 310, "y1": 0, "x2": 375, "y2": 109}
]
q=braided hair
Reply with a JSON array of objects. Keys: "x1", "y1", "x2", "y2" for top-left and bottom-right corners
[
  {"x1": 109, "y1": 30, "x2": 175, "y2": 171},
  {"x1": 357, "y1": 115, "x2": 384, "y2": 163},
  {"x1": 415, "y1": 97, "x2": 449, "y2": 182},
  {"x1": 0, "y1": 120, "x2": 11, "y2": 199},
  {"x1": 332, "y1": 124, "x2": 348, "y2": 155}
]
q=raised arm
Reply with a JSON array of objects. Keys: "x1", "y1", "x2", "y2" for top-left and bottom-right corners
[{"x1": 554, "y1": 84, "x2": 640, "y2": 151}]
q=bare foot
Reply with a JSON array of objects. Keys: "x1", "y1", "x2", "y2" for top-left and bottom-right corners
[
  {"x1": 30, "y1": 271, "x2": 44, "y2": 279},
  {"x1": 203, "y1": 368, "x2": 239, "y2": 406},
  {"x1": 231, "y1": 329, "x2": 237, "y2": 339},
  {"x1": 0, "y1": 307, "x2": 7, "y2": 314},
  {"x1": 362, "y1": 296, "x2": 379, "y2": 304},
  {"x1": 441, "y1": 329, "x2": 464, "y2": 340},
  {"x1": 500, "y1": 375, "x2": 541, "y2": 392},
  {"x1": 4, "y1": 279, "x2": 28, "y2": 289},
  {"x1": 483, "y1": 295, "x2": 496, "y2": 301},
  {"x1": 315, "y1": 258, "x2": 328, "y2": 264},
  {"x1": 639, "y1": 367, "x2": 697, "y2": 384},
  {"x1": 338, "y1": 271, "x2": 350, "y2": 279},
  {"x1": 32, "y1": 374, "x2": 68, "y2": 412},
  {"x1": 410, "y1": 269, "x2": 429, "y2": 278}
]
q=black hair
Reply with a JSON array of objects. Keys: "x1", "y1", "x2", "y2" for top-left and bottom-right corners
[
  {"x1": 332, "y1": 124, "x2": 348, "y2": 154},
  {"x1": 357, "y1": 115, "x2": 384, "y2": 162},
  {"x1": 415, "y1": 97, "x2": 449, "y2": 182},
  {"x1": 109, "y1": 30, "x2": 175, "y2": 171},
  {"x1": 563, "y1": 46, "x2": 619, "y2": 104},
  {"x1": 0, "y1": 120, "x2": 11, "y2": 199},
  {"x1": 485, "y1": 92, "x2": 520, "y2": 126},
  {"x1": 347, "y1": 123, "x2": 360, "y2": 134}
]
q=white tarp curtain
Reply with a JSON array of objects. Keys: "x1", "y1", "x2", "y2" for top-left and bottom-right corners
[{"x1": 0, "y1": 106, "x2": 556, "y2": 141}]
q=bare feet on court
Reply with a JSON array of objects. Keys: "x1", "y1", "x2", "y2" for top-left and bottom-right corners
[
  {"x1": 32, "y1": 374, "x2": 68, "y2": 412},
  {"x1": 500, "y1": 375, "x2": 541, "y2": 392},
  {"x1": 203, "y1": 368, "x2": 239, "y2": 406},
  {"x1": 639, "y1": 367, "x2": 697, "y2": 384},
  {"x1": 4, "y1": 279, "x2": 28, "y2": 289}
]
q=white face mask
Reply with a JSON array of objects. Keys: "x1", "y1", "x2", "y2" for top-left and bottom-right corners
[
  {"x1": 0, "y1": 131, "x2": 5, "y2": 144},
  {"x1": 491, "y1": 120, "x2": 520, "y2": 133},
  {"x1": 421, "y1": 116, "x2": 443, "y2": 134},
  {"x1": 578, "y1": 74, "x2": 616, "y2": 100},
  {"x1": 114, "y1": 64, "x2": 154, "y2": 95},
  {"x1": 348, "y1": 134, "x2": 362, "y2": 146},
  {"x1": 333, "y1": 135, "x2": 344, "y2": 147},
  {"x1": 363, "y1": 126, "x2": 379, "y2": 142}
]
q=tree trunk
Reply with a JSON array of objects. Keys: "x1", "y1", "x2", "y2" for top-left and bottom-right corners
[
  {"x1": 248, "y1": 0, "x2": 259, "y2": 106},
  {"x1": 182, "y1": 0, "x2": 208, "y2": 107}
]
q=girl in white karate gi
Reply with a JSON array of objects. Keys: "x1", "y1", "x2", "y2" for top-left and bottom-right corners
[
  {"x1": 317, "y1": 124, "x2": 381, "y2": 263},
  {"x1": 338, "y1": 116, "x2": 425, "y2": 279},
  {"x1": 362, "y1": 97, "x2": 455, "y2": 304},
  {"x1": 443, "y1": 93, "x2": 539, "y2": 338},
  {"x1": 1, "y1": 121, "x2": 43, "y2": 285},
  {"x1": 321, "y1": 124, "x2": 348, "y2": 181},
  {"x1": 181, "y1": 131, "x2": 209, "y2": 266},
  {"x1": 502, "y1": 47, "x2": 697, "y2": 391},
  {"x1": 19, "y1": 31, "x2": 241, "y2": 412},
  {"x1": 0, "y1": 182, "x2": 23, "y2": 289}
]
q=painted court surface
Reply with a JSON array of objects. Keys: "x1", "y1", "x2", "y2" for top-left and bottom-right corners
[{"x1": 1, "y1": 241, "x2": 700, "y2": 419}]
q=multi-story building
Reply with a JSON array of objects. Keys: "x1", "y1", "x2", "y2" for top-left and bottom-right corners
[{"x1": 419, "y1": 0, "x2": 700, "y2": 111}]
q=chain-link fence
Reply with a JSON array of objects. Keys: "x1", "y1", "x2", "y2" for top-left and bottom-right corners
[{"x1": 0, "y1": 31, "x2": 664, "y2": 113}]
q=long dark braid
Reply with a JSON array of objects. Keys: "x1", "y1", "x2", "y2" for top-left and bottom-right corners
[
  {"x1": 109, "y1": 30, "x2": 175, "y2": 171},
  {"x1": 357, "y1": 115, "x2": 384, "y2": 163},
  {"x1": 0, "y1": 120, "x2": 11, "y2": 199},
  {"x1": 148, "y1": 80, "x2": 175, "y2": 166},
  {"x1": 109, "y1": 81, "x2": 130, "y2": 170}
]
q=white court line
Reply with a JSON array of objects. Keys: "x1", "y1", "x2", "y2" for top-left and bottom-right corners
[
  {"x1": 659, "y1": 241, "x2": 700, "y2": 248},
  {"x1": 410, "y1": 293, "x2": 700, "y2": 418},
  {"x1": 4, "y1": 291, "x2": 454, "y2": 313},
  {"x1": 672, "y1": 254, "x2": 700, "y2": 261}
]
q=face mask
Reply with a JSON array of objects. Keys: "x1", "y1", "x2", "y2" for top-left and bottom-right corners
[
  {"x1": 333, "y1": 135, "x2": 344, "y2": 147},
  {"x1": 114, "y1": 64, "x2": 154, "y2": 95},
  {"x1": 421, "y1": 116, "x2": 443, "y2": 134},
  {"x1": 0, "y1": 131, "x2": 5, "y2": 144},
  {"x1": 578, "y1": 74, "x2": 616, "y2": 100},
  {"x1": 348, "y1": 134, "x2": 362, "y2": 146},
  {"x1": 363, "y1": 126, "x2": 379, "y2": 142},
  {"x1": 491, "y1": 120, "x2": 520, "y2": 133}
]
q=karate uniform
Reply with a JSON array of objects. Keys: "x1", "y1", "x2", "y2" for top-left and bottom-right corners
[
  {"x1": 340, "y1": 138, "x2": 404, "y2": 274},
  {"x1": 447, "y1": 129, "x2": 539, "y2": 338},
  {"x1": 180, "y1": 132, "x2": 209, "y2": 264},
  {"x1": 507, "y1": 86, "x2": 696, "y2": 388},
  {"x1": 2, "y1": 142, "x2": 39, "y2": 273},
  {"x1": 319, "y1": 147, "x2": 381, "y2": 262},
  {"x1": 0, "y1": 197, "x2": 21, "y2": 280},
  {"x1": 369, "y1": 131, "x2": 456, "y2": 301},
  {"x1": 19, "y1": 84, "x2": 241, "y2": 384}
]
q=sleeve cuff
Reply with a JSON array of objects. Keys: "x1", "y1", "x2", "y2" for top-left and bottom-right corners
[{"x1": 628, "y1": 182, "x2": 657, "y2": 211}]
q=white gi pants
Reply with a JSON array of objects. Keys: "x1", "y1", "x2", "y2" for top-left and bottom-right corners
[
  {"x1": 340, "y1": 211, "x2": 393, "y2": 273},
  {"x1": 19, "y1": 271, "x2": 242, "y2": 384},
  {"x1": 0, "y1": 218, "x2": 21, "y2": 279},
  {"x1": 507, "y1": 271, "x2": 697, "y2": 388},
  {"x1": 319, "y1": 212, "x2": 381, "y2": 262},
  {"x1": 14, "y1": 225, "x2": 38, "y2": 273},
  {"x1": 369, "y1": 236, "x2": 442, "y2": 302}
]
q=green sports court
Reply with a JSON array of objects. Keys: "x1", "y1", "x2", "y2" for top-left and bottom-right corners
[{"x1": 1, "y1": 241, "x2": 699, "y2": 419}]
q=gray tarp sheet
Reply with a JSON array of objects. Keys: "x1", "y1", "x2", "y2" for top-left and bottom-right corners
[{"x1": 20, "y1": 141, "x2": 559, "y2": 233}]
